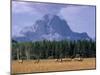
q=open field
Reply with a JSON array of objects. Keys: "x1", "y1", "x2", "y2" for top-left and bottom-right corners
[{"x1": 11, "y1": 58, "x2": 96, "y2": 74}]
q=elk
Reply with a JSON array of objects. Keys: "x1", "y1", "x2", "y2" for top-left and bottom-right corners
[
  {"x1": 34, "y1": 57, "x2": 40, "y2": 64},
  {"x1": 18, "y1": 59, "x2": 23, "y2": 64},
  {"x1": 73, "y1": 54, "x2": 83, "y2": 61},
  {"x1": 32, "y1": 54, "x2": 40, "y2": 64}
]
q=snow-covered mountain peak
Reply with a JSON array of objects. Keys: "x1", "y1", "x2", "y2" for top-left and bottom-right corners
[{"x1": 13, "y1": 14, "x2": 91, "y2": 42}]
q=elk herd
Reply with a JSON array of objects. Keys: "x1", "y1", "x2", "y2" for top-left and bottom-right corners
[{"x1": 18, "y1": 54, "x2": 83, "y2": 64}]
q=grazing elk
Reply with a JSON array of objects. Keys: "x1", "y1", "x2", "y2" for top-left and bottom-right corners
[
  {"x1": 32, "y1": 54, "x2": 40, "y2": 64},
  {"x1": 18, "y1": 59, "x2": 23, "y2": 64},
  {"x1": 73, "y1": 54, "x2": 83, "y2": 61},
  {"x1": 34, "y1": 57, "x2": 40, "y2": 64},
  {"x1": 56, "y1": 53, "x2": 62, "y2": 62},
  {"x1": 55, "y1": 53, "x2": 71, "y2": 62}
]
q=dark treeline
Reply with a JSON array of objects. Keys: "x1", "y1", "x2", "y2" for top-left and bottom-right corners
[{"x1": 12, "y1": 39, "x2": 96, "y2": 60}]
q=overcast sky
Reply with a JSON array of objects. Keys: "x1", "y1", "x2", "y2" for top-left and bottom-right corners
[{"x1": 12, "y1": 1, "x2": 96, "y2": 39}]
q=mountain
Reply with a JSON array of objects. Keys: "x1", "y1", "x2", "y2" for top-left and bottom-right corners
[{"x1": 13, "y1": 14, "x2": 90, "y2": 42}]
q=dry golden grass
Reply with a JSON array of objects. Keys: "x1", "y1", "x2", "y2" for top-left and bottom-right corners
[{"x1": 11, "y1": 58, "x2": 96, "y2": 74}]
